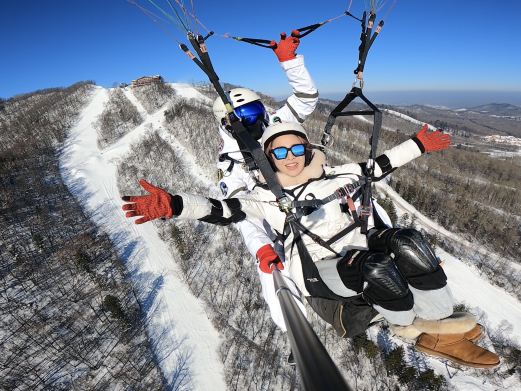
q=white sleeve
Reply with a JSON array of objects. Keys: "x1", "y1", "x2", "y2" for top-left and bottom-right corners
[
  {"x1": 381, "y1": 139, "x2": 422, "y2": 169},
  {"x1": 329, "y1": 139, "x2": 423, "y2": 178},
  {"x1": 175, "y1": 193, "x2": 266, "y2": 224},
  {"x1": 274, "y1": 55, "x2": 319, "y2": 124},
  {"x1": 217, "y1": 160, "x2": 251, "y2": 198},
  {"x1": 235, "y1": 218, "x2": 273, "y2": 259}
]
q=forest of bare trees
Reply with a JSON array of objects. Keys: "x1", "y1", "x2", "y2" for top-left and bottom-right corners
[
  {"x1": 96, "y1": 88, "x2": 143, "y2": 149},
  {"x1": 0, "y1": 83, "x2": 164, "y2": 390},
  {"x1": 132, "y1": 82, "x2": 176, "y2": 114}
]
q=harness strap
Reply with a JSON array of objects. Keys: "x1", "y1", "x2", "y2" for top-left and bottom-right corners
[
  {"x1": 291, "y1": 224, "x2": 345, "y2": 300},
  {"x1": 218, "y1": 153, "x2": 240, "y2": 174},
  {"x1": 288, "y1": 218, "x2": 342, "y2": 258},
  {"x1": 234, "y1": 37, "x2": 273, "y2": 48},
  {"x1": 285, "y1": 101, "x2": 305, "y2": 123},
  {"x1": 292, "y1": 180, "x2": 365, "y2": 209}
]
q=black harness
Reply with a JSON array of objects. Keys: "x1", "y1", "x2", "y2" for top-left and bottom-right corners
[{"x1": 267, "y1": 174, "x2": 368, "y2": 300}]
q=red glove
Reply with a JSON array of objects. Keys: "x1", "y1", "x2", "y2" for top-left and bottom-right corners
[
  {"x1": 121, "y1": 179, "x2": 173, "y2": 224},
  {"x1": 269, "y1": 30, "x2": 300, "y2": 62},
  {"x1": 413, "y1": 124, "x2": 452, "y2": 153},
  {"x1": 256, "y1": 244, "x2": 284, "y2": 274}
]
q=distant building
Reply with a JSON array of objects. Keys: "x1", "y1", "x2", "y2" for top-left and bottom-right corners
[{"x1": 131, "y1": 75, "x2": 164, "y2": 87}]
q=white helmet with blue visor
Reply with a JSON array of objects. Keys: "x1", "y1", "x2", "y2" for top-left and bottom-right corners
[{"x1": 212, "y1": 88, "x2": 269, "y2": 140}]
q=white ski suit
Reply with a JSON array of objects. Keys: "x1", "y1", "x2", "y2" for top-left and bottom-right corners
[
  {"x1": 176, "y1": 138, "x2": 454, "y2": 327},
  {"x1": 216, "y1": 55, "x2": 318, "y2": 331}
]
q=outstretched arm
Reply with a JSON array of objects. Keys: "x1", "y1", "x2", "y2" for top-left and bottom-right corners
[
  {"x1": 121, "y1": 179, "x2": 264, "y2": 225},
  {"x1": 332, "y1": 124, "x2": 452, "y2": 178},
  {"x1": 122, "y1": 181, "x2": 284, "y2": 272},
  {"x1": 374, "y1": 124, "x2": 451, "y2": 176},
  {"x1": 269, "y1": 30, "x2": 319, "y2": 124}
]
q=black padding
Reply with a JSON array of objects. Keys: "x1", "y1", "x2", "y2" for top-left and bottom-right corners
[
  {"x1": 198, "y1": 198, "x2": 246, "y2": 226},
  {"x1": 306, "y1": 295, "x2": 378, "y2": 338},
  {"x1": 361, "y1": 253, "x2": 413, "y2": 311},
  {"x1": 406, "y1": 266, "x2": 447, "y2": 290},
  {"x1": 368, "y1": 228, "x2": 447, "y2": 290},
  {"x1": 388, "y1": 229, "x2": 441, "y2": 276},
  {"x1": 375, "y1": 154, "x2": 392, "y2": 174},
  {"x1": 223, "y1": 198, "x2": 246, "y2": 223},
  {"x1": 208, "y1": 198, "x2": 223, "y2": 217},
  {"x1": 337, "y1": 252, "x2": 364, "y2": 293},
  {"x1": 170, "y1": 195, "x2": 183, "y2": 215}
]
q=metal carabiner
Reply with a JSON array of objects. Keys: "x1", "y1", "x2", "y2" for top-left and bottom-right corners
[{"x1": 277, "y1": 196, "x2": 294, "y2": 213}]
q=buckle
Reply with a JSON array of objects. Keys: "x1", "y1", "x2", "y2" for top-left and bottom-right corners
[
  {"x1": 358, "y1": 204, "x2": 372, "y2": 217},
  {"x1": 277, "y1": 196, "x2": 293, "y2": 213}
]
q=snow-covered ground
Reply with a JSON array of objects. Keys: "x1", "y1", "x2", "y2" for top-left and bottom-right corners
[
  {"x1": 59, "y1": 86, "x2": 226, "y2": 390},
  {"x1": 60, "y1": 84, "x2": 521, "y2": 390},
  {"x1": 382, "y1": 108, "x2": 438, "y2": 131}
]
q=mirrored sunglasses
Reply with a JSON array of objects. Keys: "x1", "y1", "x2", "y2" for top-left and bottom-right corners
[{"x1": 270, "y1": 144, "x2": 306, "y2": 160}]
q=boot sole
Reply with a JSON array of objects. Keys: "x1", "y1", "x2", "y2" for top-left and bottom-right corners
[{"x1": 416, "y1": 345, "x2": 499, "y2": 369}]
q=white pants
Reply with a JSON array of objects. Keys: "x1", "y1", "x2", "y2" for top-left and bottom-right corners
[
  {"x1": 374, "y1": 284, "x2": 455, "y2": 326},
  {"x1": 257, "y1": 264, "x2": 307, "y2": 332}
]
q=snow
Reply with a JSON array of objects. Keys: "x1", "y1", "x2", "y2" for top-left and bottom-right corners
[
  {"x1": 169, "y1": 82, "x2": 213, "y2": 103},
  {"x1": 440, "y1": 247, "x2": 521, "y2": 341},
  {"x1": 482, "y1": 134, "x2": 521, "y2": 147},
  {"x1": 59, "y1": 86, "x2": 226, "y2": 390},
  {"x1": 58, "y1": 83, "x2": 521, "y2": 390},
  {"x1": 382, "y1": 108, "x2": 437, "y2": 131},
  {"x1": 425, "y1": 104, "x2": 450, "y2": 110}
]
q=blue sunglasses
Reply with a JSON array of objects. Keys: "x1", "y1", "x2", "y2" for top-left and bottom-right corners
[
  {"x1": 270, "y1": 144, "x2": 306, "y2": 160},
  {"x1": 234, "y1": 101, "x2": 269, "y2": 126}
]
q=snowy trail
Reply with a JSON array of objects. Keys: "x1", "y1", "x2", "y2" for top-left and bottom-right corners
[{"x1": 59, "y1": 87, "x2": 226, "y2": 390}]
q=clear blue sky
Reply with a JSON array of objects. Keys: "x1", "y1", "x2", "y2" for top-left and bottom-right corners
[{"x1": 2, "y1": 0, "x2": 521, "y2": 106}]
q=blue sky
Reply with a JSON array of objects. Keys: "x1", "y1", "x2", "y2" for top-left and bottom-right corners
[{"x1": 2, "y1": 0, "x2": 521, "y2": 106}]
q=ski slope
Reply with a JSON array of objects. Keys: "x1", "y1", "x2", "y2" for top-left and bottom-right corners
[
  {"x1": 59, "y1": 86, "x2": 226, "y2": 390},
  {"x1": 59, "y1": 84, "x2": 521, "y2": 390}
]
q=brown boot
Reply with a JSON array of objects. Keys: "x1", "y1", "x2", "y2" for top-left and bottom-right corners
[
  {"x1": 464, "y1": 324, "x2": 483, "y2": 342},
  {"x1": 416, "y1": 332, "x2": 500, "y2": 368}
]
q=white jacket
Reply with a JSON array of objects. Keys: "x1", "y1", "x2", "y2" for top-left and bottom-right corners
[
  {"x1": 216, "y1": 55, "x2": 318, "y2": 258},
  {"x1": 177, "y1": 138, "x2": 422, "y2": 297}
]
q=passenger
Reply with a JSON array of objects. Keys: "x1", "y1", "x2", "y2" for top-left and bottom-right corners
[{"x1": 122, "y1": 122, "x2": 499, "y2": 368}]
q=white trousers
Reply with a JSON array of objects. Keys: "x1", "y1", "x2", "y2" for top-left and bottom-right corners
[{"x1": 257, "y1": 264, "x2": 307, "y2": 332}]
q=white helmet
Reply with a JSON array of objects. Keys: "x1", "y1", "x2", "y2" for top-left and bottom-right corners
[
  {"x1": 212, "y1": 87, "x2": 261, "y2": 123},
  {"x1": 261, "y1": 121, "x2": 308, "y2": 150}
]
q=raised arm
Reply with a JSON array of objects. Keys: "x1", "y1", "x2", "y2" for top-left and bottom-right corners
[{"x1": 269, "y1": 31, "x2": 319, "y2": 124}]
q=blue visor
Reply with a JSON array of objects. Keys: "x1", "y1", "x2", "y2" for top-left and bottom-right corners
[
  {"x1": 234, "y1": 101, "x2": 268, "y2": 126},
  {"x1": 270, "y1": 144, "x2": 306, "y2": 160}
]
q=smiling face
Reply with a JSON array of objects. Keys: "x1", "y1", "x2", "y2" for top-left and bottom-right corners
[{"x1": 268, "y1": 133, "x2": 307, "y2": 177}]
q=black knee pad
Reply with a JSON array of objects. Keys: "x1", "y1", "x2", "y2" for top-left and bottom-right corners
[
  {"x1": 388, "y1": 229, "x2": 447, "y2": 290},
  {"x1": 361, "y1": 253, "x2": 413, "y2": 312}
]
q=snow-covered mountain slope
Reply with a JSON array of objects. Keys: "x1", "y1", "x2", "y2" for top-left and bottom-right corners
[
  {"x1": 59, "y1": 86, "x2": 226, "y2": 390},
  {"x1": 60, "y1": 83, "x2": 521, "y2": 390}
]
